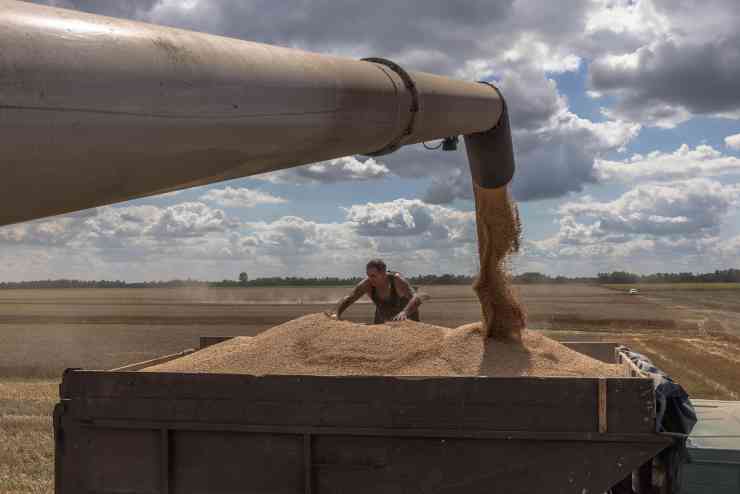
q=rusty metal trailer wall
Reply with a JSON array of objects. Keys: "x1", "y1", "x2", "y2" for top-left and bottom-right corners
[{"x1": 55, "y1": 370, "x2": 671, "y2": 493}]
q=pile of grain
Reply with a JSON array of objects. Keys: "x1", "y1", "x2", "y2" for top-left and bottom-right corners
[
  {"x1": 458, "y1": 322, "x2": 623, "y2": 377},
  {"x1": 145, "y1": 313, "x2": 621, "y2": 377},
  {"x1": 146, "y1": 313, "x2": 484, "y2": 376},
  {"x1": 472, "y1": 184, "x2": 527, "y2": 341}
]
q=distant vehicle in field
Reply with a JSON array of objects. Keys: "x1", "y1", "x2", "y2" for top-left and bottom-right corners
[{"x1": 628, "y1": 288, "x2": 639, "y2": 295}]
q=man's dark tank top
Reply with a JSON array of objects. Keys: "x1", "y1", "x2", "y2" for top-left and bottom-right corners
[{"x1": 370, "y1": 273, "x2": 420, "y2": 324}]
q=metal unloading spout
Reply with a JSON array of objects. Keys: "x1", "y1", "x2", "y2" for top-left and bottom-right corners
[
  {"x1": 0, "y1": 0, "x2": 514, "y2": 226},
  {"x1": 464, "y1": 85, "x2": 516, "y2": 190}
]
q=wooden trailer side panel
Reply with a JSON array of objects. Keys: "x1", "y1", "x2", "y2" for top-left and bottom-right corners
[
  {"x1": 56, "y1": 425, "x2": 667, "y2": 494},
  {"x1": 311, "y1": 435, "x2": 663, "y2": 494},
  {"x1": 59, "y1": 372, "x2": 656, "y2": 433},
  {"x1": 172, "y1": 431, "x2": 304, "y2": 493},
  {"x1": 55, "y1": 371, "x2": 670, "y2": 494}
]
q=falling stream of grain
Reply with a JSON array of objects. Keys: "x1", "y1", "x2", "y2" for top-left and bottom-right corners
[{"x1": 472, "y1": 184, "x2": 527, "y2": 341}]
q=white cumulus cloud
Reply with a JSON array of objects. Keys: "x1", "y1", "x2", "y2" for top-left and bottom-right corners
[
  {"x1": 595, "y1": 144, "x2": 740, "y2": 183},
  {"x1": 528, "y1": 179, "x2": 740, "y2": 273},
  {"x1": 200, "y1": 186, "x2": 287, "y2": 208},
  {"x1": 0, "y1": 196, "x2": 483, "y2": 280},
  {"x1": 522, "y1": 180, "x2": 740, "y2": 275},
  {"x1": 725, "y1": 133, "x2": 740, "y2": 151},
  {"x1": 147, "y1": 202, "x2": 237, "y2": 238},
  {"x1": 257, "y1": 156, "x2": 390, "y2": 185},
  {"x1": 560, "y1": 179, "x2": 740, "y2": 237},
  {"x1": 588, "y1": 0, "x2": 740, "y2": 127},
  {"x1": 345, "y1": 199, "x2": 475, "y2": 243}
]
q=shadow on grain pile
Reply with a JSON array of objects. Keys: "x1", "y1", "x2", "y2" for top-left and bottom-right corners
[{"x1": 145, "y1": 186, "x2": 619, "y2": 378}]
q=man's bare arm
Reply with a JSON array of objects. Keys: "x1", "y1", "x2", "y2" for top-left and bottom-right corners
[
  {"x1": 391, "y1": 275, "x2": 427, "y2": 321},
  {"x1": 333, "y1": 279, "x2": 369, "y2": 320}
]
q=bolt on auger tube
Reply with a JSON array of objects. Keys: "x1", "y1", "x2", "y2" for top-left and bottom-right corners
[{"x1": 0, "y1": 0, "x2": 514, "y2": 226}]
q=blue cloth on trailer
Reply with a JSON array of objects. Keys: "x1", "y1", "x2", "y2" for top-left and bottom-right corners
[
  {"x1": 617, "y1": 347, "x2": 697, "y2": 434},
  {"x1": 616, "y1": 346, "x2": 697, "y2": 494}
]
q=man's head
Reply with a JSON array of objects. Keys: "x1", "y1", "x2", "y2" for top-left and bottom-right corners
[{"x1": 366, "y1": 258, "x2": 388, "y2": 287}]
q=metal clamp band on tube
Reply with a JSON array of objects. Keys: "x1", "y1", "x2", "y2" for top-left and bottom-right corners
[{"x1": 361, "y1": 57, "x2": 420, "y2": 157}]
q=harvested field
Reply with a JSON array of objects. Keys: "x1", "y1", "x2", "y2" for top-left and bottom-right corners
[
  {"x1": 605, "y1": 283, "x2": 740, "y2": 337},
  {"x1": 548, "y1": 332, "x2": 740, "y2": 401},
  {"x1": 0, "y1": 379, "x2": 56, "y2": 493},
  {"x1": 623, "y1": 335, "x2": 740, "y2": 400},
  {"x1": 1, "y1": 284, "x2": 737, "y2": 380},
  {"x1": 146, "y1": 313, "x2": 621, "y2": 377},
  {"x1": 3, "y1": 283, "x2": 740, "y2": 493}
]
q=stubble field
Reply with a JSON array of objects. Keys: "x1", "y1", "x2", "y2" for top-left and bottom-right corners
[{"x1": 2, "y1": 283, "x2": 740, "y2": 492}]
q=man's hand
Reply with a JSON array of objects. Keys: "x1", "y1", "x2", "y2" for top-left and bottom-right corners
[{"x1": 392, "y1": 311, "x2": 408, "y2": 321}]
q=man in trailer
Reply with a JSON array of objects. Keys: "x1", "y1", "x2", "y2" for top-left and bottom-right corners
[{"x1": 330, "y1": 259, "x2": 424, "y2": 324}]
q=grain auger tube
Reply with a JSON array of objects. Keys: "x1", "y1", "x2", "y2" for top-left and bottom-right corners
[{"x1": 0, "y1": 0, "x2": 514, "y2": 226}]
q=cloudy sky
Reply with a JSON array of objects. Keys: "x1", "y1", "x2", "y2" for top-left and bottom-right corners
[{"x1": 3, "y1": 0, "x2": 740, "y2": 281}]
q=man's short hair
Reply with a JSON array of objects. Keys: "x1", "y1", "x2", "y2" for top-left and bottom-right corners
[{"x1": 366, "y1": 258, "x2": 387, "y2": 272}]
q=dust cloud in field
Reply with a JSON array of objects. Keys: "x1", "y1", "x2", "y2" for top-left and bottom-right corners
[
  {"x1": 177, "y1": 286, "x2": 363, "y2": 305},
  {"x1": 145, "y1": 313, "x2": 622, "y2": 377},
  {"x1": 472, "y1": 184, "x2": 526, "y2": 341}
]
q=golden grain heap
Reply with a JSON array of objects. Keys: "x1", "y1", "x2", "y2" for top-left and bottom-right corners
[
  {"x1": 146, "y1": 184, "x2": 617, "y2": 378},
  {"x1": 146, "y1": 313, "x2": 621, "y2": 377}
]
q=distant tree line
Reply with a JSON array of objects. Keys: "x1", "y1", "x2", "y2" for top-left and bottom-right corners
[
  {"x1": 596, "y1": 269, "x2": 740, "y2": 284},
  {"x1": 210, "y1": 276, "x2": 363, "y2": 287},
  {"x1": 1, "y1": 269, "x2": 738, "y2": 289},
  {"x1": 0, "y1": 274, "x2": 476, "y2": 289},
  {"x1": 407, "y1": 274, "x2": 475, "y2": 285},
  {"x1": 210, "y1": 274, "x2": 477, "y2": 287},
  {"x1": 0, "y1": 279, "x2": 206, "y2": 289},
  {"x1": 512, "y1": 272, "x2": 597, "y2": 284}
]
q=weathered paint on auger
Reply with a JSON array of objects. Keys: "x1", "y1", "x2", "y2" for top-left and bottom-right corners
[{"x1": 0, "y1": 0, "x2": 514, "y2": 226}]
